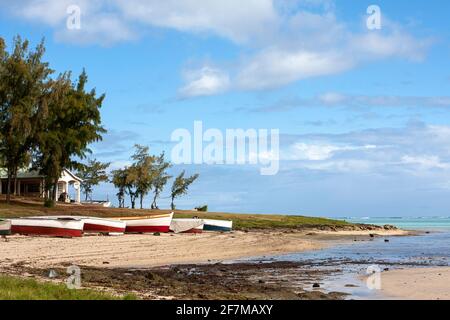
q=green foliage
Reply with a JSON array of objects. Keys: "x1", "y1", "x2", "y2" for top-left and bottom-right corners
[
  {"x1": 0, "y1": 275, "x2": 136, "y2": 300},
  {"x1": 111, "y1": 168, "x2": 128, "y2": 208},
  {"x1": 0, "y1": 36, "x2": 106, "y2": 205},
  {"x1": 76, "y1": 158, "x2": 110, "y2": 201},
  {"x1": 173, "y1": 212, "x2": 350, "y2": 230},
  {"x1": 33, "y1": 70, "x2": 106, "y2": 202},
  {"x1": 195, "y1": 205, "x2": 208, "y2": 212},
  {"x1": 44, "y1": 199, "x2": 55, "y2": 208},
  {"x1": 171, "y1": 171, "x2": 199, "y2": 210},
  {"x1": 0, "y1": 36, "x2": 53, "y2": 202},
  {"x1": 150, "y1": 152, "x2": 172, "y2": 209},
  {"x1": 129, "y1": 144, "x2": 156, "y2": 209}
]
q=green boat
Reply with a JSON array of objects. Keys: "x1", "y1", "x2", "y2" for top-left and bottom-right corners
[{"x1": 0, "y1": 219, "x2": 11, "y2": 236}]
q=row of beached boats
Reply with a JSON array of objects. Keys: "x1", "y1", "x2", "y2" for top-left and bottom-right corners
[{"x1": 0, "y1": 213, "x2": 233, "y2": 238}]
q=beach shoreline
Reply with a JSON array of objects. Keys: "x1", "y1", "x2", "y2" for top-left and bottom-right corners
[
  {"x1": 379, "y1": 267, "x2": 450, "y2": 300},
  {"x1": 0, "y1": 228, "x2": 414, "y2": 300},
  {"x1": 0, "y1": 228, "x2": 410, "y2": 269}
]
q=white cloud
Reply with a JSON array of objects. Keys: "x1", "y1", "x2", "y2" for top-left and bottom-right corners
[
  {"x1": 237, "y1": 49, "x2": 354, "y2": 90},
  {"x1": 256, "y1": 93, "x2": 450, "y2": 112},
  {"x1": 401, "y1": 155, "x2": 450, "y2": 170},
  {"x1": 179, "y1": 66, "x2": 230, "y2": 98},
  {"x1": 276, "y1": 124, "x2": 450, "y2": 175},
  {"x1": 115, "y1": 0, "x2": 278, "y2": 44},
  {"x1": 285, "y1": 143, "x2": 376, "y2": 161},
  {"x1": 2, "y1": 0, "x2": 434, "y2": 93}
]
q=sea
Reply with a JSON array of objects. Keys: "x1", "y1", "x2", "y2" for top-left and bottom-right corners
[{"x1": 249, "y1": 217, "x2": 450, "y2": 299}]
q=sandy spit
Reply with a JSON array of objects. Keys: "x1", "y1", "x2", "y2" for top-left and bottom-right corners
[{"x1": 381, "y1": 267, "x2": 450, "y2": 300}]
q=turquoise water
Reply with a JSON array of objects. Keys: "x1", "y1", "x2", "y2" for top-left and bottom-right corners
[
  {"x1": 248, "y1": 217, "x2": 450, "y2": 299},
  {"x1": 339, "y1": 216, "x2": 450, "y2": 231}
]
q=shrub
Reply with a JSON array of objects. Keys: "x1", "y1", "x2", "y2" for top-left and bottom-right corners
[
  {"x1": 195, "y1": 205, "x2": 208, "y2": 212},
  {"x1": 44, "y1": 199, "x2": 55, "y2": 208}
]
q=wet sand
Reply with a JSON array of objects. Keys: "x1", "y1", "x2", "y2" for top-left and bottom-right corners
[{"x1": 381, "y1": 267, "x2": 450, "y2": 300}]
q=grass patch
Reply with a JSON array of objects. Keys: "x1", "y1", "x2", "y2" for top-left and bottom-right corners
[
  {"x1": 0, "y1": 275, "x2": 136, "y2": 300},
  {"x1": 0, "y1": 197, "x2": 352, "y2": 230},
  {"x1": 174, "y1": 212, "x2": 350, "y2": 230}
]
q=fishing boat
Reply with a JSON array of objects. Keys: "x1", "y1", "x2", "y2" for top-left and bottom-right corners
[
  {"x1": 10, "y1": 217, "x2": 84, "y2": 238},
  {"x1": 82, "y1": 217, "x2": 125, "y2": 234},
  {"x1": 116, "y1": 212, "x2": 174, "y2": 233},
  {"x1": 0, "y1": 219, "x2": 11, "y2": 236},
  {"x1": 170, "y1": 218, "x2": 204, "y2": 234},
  {"x1": 30, "y1": 216, "x2": 126, "y2": 235},
  {"x1": 81, "y1": 200, "x2": 112, "y2": 208},
  {"x1": 202, "y1": 219, "x2": 233, "y2": 232}
]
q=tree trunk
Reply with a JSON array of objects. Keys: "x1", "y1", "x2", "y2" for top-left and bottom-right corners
[
  {"x1": 12, "y1": 166, "x2": 18, "y2": 196},
  {"x1": 130, "y1": 194, "x2": 136, "y2": 209},
  {"x1": 152, "y1": 192, "x2": 157, "y2": 209},
  {"x1": 6, "y1": 170, "x2": 11, "y2": 205},
  {"x1": 139, "y1": 194, "x2": 143, "y2": 209},
  {"x1": 52, "y1": 182, "x2": 58, "y2": 202},
  {"x1": 171, "y1": 196, "x2": 175, "y2": 210}
]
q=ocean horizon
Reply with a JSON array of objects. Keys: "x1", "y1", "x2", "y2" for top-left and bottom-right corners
[{"x1": 337, "y1": 216, "x2": 450, "y2": 231}]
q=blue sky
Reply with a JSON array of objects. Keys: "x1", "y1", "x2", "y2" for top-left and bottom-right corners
[{"x1": 1, "y1": 0, "x2": 450, "y2": 217}]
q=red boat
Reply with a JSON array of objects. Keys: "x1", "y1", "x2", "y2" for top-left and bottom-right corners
[
  {"x1": 31, "y1": 216, "x2": 126, "y2": 235},
  {"x1": 10, "y1": 217, "x2": 84, "y2": 238}
]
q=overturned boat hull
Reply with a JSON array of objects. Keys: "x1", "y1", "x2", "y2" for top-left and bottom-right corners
[
  {"x1": 10, "y1": 218, "x2": 84, "y2": 238},
  {"x1": 117, "y1": 213, "x2": 174, "y2": 233},
  {"x1": 170, "y1": 218, "x2": 204, "y2": 234}
]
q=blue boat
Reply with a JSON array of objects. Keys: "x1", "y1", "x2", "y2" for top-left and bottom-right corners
[{"x1": 202, "y1": 219, "x2": 233, "y2": 232}]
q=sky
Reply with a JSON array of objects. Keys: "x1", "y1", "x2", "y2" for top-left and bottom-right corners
[{"x1": 1, "y1": 0, "x2": 450, "y2": 217}]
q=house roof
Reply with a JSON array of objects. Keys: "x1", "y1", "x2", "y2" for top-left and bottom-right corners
[{"x1": 0, "y1": 168, "x2": 82, "y2": 182}]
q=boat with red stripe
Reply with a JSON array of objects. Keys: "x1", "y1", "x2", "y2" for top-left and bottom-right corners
[
  {"x1": 29, "y1": 216, "x2": 126, "y2": 235},
  {"x1": 10, "y1": 217, "x2": 84, "y2": 238}
]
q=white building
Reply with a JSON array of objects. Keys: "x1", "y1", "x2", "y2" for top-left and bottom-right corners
[{"x1": 0, "y1": 168, "x2": 82, "y2": 203}]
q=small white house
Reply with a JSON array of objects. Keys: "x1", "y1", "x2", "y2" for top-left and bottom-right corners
[{"x1": 0, "y1": 168, "x2": 82, "y2": 203}]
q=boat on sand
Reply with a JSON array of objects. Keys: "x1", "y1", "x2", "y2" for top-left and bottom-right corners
[
  {"x1": 170, "y1": 218, "x2": 204, "y2": 233},
  {"x1": 30, "y1": 216, "x2": 126, "y2": 235},
  {"x1": 10, "y1": 217, "x2": 84, "y2": 238},
  {"x1": 202, "y1": 219, "x2": 233, "y2": 232},
  {"x1": 115, "y1": 212, "x2": 174, "y2": 233}
]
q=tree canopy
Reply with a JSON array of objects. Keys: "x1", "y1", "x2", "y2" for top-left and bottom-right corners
[
  {"x1": 0, "y1": 36, "x2": 106, "y2": 204},
  {"x1": 76, "y1": 158, "x2": 110, "y2": 201}
]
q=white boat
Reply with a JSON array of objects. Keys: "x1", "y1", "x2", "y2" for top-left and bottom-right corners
[
  {"x1": 170, "y1": 218, "x2": 204, "y2": 233},
  {"x1": 81, "y1": 201, "x2": 111, "y2": 208},
  {"x1": 116, "y1": 212, "x2": 174, "y2": 233},
  {"x1": 0, "y1": 219, "x2": 11, "y2": 236},
  {"x1": 30, "y1": 216, "x2": 126, "y2": 234},
  {"x1": 202, "y1": 219, "x2": 233, "y2": 232},
  {"x1": 10, "y1": 217, "x2": 84, "y2": 238}
]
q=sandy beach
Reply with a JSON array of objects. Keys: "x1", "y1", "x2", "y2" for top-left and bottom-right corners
[
  {"x1": 0, "y1": 229, "x2": 407, "y2": 269},
  {"x1": 381, "y1": 268, "x2": 450, "y2": 300}
]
